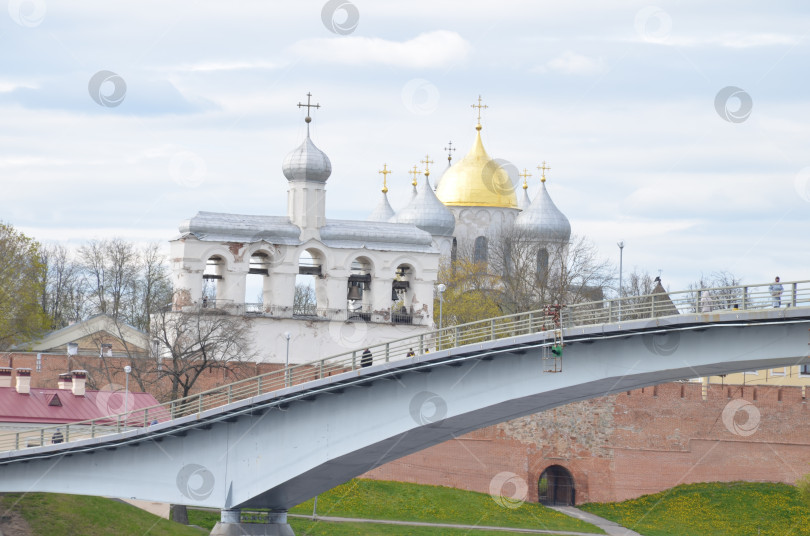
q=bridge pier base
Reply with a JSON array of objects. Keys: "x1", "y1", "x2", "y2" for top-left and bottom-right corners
[{"x1": 210, "y1": 509, "x2": 295, "y2": 536}]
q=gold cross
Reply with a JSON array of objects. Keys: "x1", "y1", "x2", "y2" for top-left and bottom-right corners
[
  {"x1": 297, "y1": 92, "x2": 320, "y2": 122},
  {"x1": 471, "y1": 95, "x2": 488, "y2": 125},
  {"x1": 421, "y1": 154, "x2": 434, "y2": 177},
  {"x1": 444, "y1": 141, "x2": 455, "y2": 163},
  {"x1": 537, "y1": 161, "x2": 551, "y2": 183},
  {"x1": 519, "y1": 168, "x2": 532, "y2": 189},
  {"x1": 378, "y1": 164, "x2": 391, "y2": 193},
  {"x1": 409, "y1": 165, "x2": 421, "y2": 187}
]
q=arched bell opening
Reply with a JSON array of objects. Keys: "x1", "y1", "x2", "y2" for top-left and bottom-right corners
[
  {"x1": 245, "y1": 251, "x2": 274, "y2": 313},
  {"x1": 392, "y1": 263, "x2": 415, "y2": 324},
  {"x1": 202, "y1": 255, "x2": 226, "y2": 307},
  {"x1": 295, "y1": 249, "x2": 325, "y2": 316},
  {"x1": 347, "y1": 257, "x2": 373, "y2": 320}
]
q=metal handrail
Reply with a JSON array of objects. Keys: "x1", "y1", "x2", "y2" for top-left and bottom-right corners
[{"x1": 2, "y1": 279, "x2": 808, "y2": 453}]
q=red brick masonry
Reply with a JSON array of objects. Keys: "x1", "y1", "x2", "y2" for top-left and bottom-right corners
[{"x1": 363, "y1": 383, "x2": 810, "y2": 504}]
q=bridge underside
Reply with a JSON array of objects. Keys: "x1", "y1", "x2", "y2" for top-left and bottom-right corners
[{"x1": 0, "y1": 310, "x2": 807, "y2": 516}]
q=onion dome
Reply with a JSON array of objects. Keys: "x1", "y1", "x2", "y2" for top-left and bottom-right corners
[
  {"x1": 281, "y1": 115, "x2": 332, "y2": 182},
  {"x1": 518, "y1": 170, "x2": 532, "y2": 211},
  {"x1": 368, "y1": 165, "x2": 396, "y2": 222},
  {"x1": 408, "y1": 164, "x2": 420, "y2": 203},
  {"x1": 434, "y1": 140, "x2": 456, "y2": 191},
  {"x1": 393, "y1": 175, "x2": 455, "y2": 237},
  {"x1": 515, "y1": 174, "x2": 570, "y2": 243},
  {"x1": 435, "y1": 126, "x2": 518, "y2": 208}
]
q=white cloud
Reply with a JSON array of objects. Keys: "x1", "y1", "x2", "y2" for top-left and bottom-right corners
[
  {"x1": 536, "y1": 51, "x2": 607, "y2": 76},
  {"x1": 169, "y1": 60, "x2": 283, "y2": 73},
  {"x1": 642, "y1": 33, "x2": 801, "y2": 48},
  {"x1": 288, "y1": 31, "x2": 471, "y2": 69}
]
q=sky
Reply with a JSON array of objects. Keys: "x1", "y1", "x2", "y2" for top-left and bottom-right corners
[{"x1": 2, "y1": 0, "x2": 809, "y2": 293}]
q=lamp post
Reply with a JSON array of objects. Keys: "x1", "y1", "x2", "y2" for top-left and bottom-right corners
[
  {"x1": 617, "y1": 241, "x2": 625, "y2": 321},
  {"x1": 437, "y1": 284, "x2": 446, "y2": 350},
  {"x1": 284, "y1": 332, "x2": 291, "y2": 387},
  {"x1": 123, "y1": 365, "x2": 131, "y2": 427}
]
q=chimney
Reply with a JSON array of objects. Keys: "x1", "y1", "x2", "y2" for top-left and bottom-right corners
[
  {"x1": 15, "y1": 368, "x2": 32, "y2": 395},
  {"x1": 0, "y1": 367, "x2": 12, "y2": 388},
  {"x1": 57, "y1": 373, "x2": 73, "y2": 390},
  {"x1": 71, "y1": 370, "x2": 87, "y2": 396}
]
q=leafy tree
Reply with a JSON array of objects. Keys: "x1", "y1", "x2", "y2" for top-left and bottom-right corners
[
  {"x1": 0, "y1": 222, "x2": 49, "y2": 349},
  {"x1": 436, "y1": 256, "x2": 502, "y2": 327}
]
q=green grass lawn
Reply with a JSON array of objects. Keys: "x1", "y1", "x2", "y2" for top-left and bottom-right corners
[
  {"x1": 0, "y1": 493, "x2": 205, "y2": 536},
  {"x1": 580, "y1": 481, "x2": 810, "y2": 536},
  {"x1": 188, "y1": 478, "x2": 604, "y2": 534}
]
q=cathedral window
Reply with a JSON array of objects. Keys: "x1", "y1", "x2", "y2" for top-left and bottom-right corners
[
  {"x1": 473, "y1": 236, "x2": 488, "y2": 263},
  {"x1": 537, "y1": 248, "x2": 549, "y2": 278}
]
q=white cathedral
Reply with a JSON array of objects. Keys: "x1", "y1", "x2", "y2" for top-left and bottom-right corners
[{"x1": 169, "y1": 96, "x2": 571, "y2": 363}]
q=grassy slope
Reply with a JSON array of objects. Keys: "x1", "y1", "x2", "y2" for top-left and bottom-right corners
[
  {"x1": 189, "y1": 478, "x2": 604, "y2": 534},
  {"x1": 0, "y1": 493, "x2": 205, "y2": 536},
  {"x1": 580, "y1": 481, "x2": 810, "y2": 536},
  {"x1": 292, "y1": 479, "x2": 603, "y2": 532}
]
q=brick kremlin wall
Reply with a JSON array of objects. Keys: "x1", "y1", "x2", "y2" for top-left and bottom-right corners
[{"x1": 362, "y1": 382, "x2": 810, "y2": 504}]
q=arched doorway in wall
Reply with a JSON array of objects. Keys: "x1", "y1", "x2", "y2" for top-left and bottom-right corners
[{"x1": 537, "y1": 465, "x2": 575, "y2": 506}]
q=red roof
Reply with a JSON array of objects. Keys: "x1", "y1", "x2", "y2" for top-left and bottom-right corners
[{"x1": 0, "y1": 387, "x2": 168, "y2": 425}]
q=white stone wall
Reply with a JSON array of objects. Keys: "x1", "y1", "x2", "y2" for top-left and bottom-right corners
[
  {"x1": 450, "y1": 206, "x2": 519, "y2": 246},
  {"x1": 247, "y1": 317, "x2": 432, "y2": 364}
]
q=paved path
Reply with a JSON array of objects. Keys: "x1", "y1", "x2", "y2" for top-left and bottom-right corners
[
  {"x1": 548, "y1": 507, "x2": 642, "y2": 536},
  {"x1": 289, "y1": 513, "x2": 604, "y2": 535}
]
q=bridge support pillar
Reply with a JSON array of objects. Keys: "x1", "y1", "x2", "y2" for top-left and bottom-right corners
[{"x1": 210, "y1": 509, "x2": 295, "y2": 536}]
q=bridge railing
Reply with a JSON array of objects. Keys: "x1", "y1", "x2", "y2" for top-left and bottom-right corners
[{"x1": 1, "y1": 279, "x2": 808, "y2": 453}]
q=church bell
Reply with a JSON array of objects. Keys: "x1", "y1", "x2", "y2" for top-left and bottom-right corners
[{"x1": 347, "y1": 284, "x2": 363, "y2": 301}]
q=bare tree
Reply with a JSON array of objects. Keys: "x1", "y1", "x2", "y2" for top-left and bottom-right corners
[
  {"x1": 40, "y1": 244, "x2": 87, "y2": 329},
  {"x1": 150, "y1": 307, "x2": 257, "y2": 400},
  {"x1": 488, "y1": 226, "x2": 614, "y2": 315},
  {"x1": 688, "y1": 271, "x2": 743, "y2": 312},
  {"x1": 79, "y1": 238, "x2": 139, "y2": 321},
  {"x1": 70, "y1": 239, "x2": 171, "y2": 331},
  {"x1": 293, "y1": 283, "x2": 316, "y2": 314}
]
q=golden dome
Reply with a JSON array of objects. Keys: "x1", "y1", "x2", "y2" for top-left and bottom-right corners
[{"x1": 435, "y1": 129, "x2": 518, "y2": 208}]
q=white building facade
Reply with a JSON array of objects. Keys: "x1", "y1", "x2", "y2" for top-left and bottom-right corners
[{"x1": 168, "y1": 96, "x2": 571, "y2": 364}]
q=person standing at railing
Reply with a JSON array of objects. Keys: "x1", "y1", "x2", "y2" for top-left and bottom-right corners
[
  {"x1": 361, "y1": 348, "x2": 373, "y2": 368},
  {"x1": 769, "y1": 277, "x2": 784, "y2": 308},
  {"x1": 51, "y1": 428, "x2": 63, "y2": 444}
]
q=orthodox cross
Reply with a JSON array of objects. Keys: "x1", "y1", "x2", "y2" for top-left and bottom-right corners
[
  {"x1": 421, "y1": 154, "x2": 434, "y2": 177},
  {"x1": 409, "y1": 165, "x2": 421, "y2": 187},
  {"x1": 471, "y1": 95, "x2": 488, "y2": 126},
  {"x1": 444, "y1": 141, "x2": 456, "y2": 164},
  {"x1": 537, "y1": 161, "x2": 551, "y2": 182},
  {"x1": 519, "y1": 168, "x2": 532, "y2": 189},
  {"x1": 297, "y1": 92, "x2": 320, "y2": 123},
  {"x1": 378, "y1": 164, "x2": 391, "y2": 193}
]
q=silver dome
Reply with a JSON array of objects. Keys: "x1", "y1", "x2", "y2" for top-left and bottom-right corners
[
  {"x1": 392, "y1": 176, "x2": 455, "y2": 237},
  {"x1": 282, "y1": 132, "x2": 332, "y2": 183},
  {"x1": 515, "y1": 182, "x2": 570, "y2": 243},
  {"x1": 367, "y1": 191, "x2": 396, "y2": 222},
  {"x1": 518, "y1": 186, "x2": 531, "y2": 211}
]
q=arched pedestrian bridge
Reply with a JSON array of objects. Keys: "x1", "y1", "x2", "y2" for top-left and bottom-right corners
[{"x1": 0, "y1": 280, "x2": 809, "y2": 535}]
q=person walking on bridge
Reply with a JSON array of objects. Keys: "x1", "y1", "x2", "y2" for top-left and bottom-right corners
[
  {"x1": 361, "y1": 348, "x2": 373, "y2": 368},
  {"x1": 769, "y1": 276, "x2": 784, "y2": 308}
]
